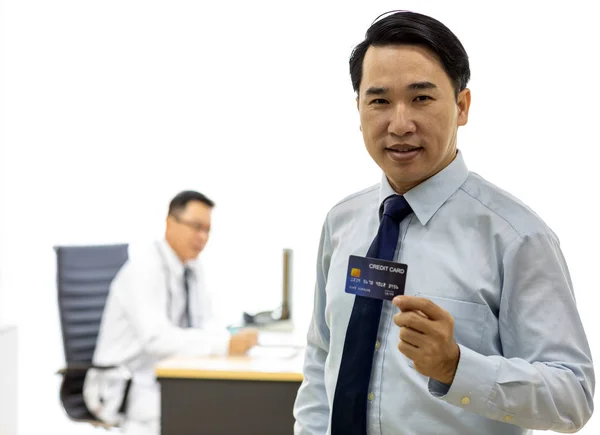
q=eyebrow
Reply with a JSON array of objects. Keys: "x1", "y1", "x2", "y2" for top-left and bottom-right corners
[
  {"x1": 364, "y1": 86, "x2": 388, "y2": 96},
  {"x1": 408, "y1": 81, "x2": 438, "y2": 91},
  {"x1": 364, "y1": 82, "x2": 438, "y2": 96}
]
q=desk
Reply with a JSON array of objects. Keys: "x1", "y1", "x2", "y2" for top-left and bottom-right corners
[{"x1": 156, "y1": 347, "x2": 304, "y2": 435}]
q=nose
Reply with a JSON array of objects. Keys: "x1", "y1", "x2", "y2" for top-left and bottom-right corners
[{"x1": 388, "y1": 103, "x2": 416, "y2": 137}]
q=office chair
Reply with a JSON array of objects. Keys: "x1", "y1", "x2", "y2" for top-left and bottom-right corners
[{"x1": 55, "y1": 244, "x2": 129, "y2": 427}]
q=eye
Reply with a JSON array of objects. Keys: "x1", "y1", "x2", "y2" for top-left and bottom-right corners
[
  {"x1": 414, "y1": 95, "x2": 432, "y2": 102},
  {"x1": 369, "y1": 98, "x2": 389, "y2": 105}
]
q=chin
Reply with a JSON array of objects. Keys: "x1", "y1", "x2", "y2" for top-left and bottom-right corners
[{"x1": 388, "y1": 171, "x2": 429, "y2": 191}]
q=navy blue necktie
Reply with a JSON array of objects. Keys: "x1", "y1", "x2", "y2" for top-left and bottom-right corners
[{"x1": 331, "y1": 195, "x2": 413, "y2": 435}]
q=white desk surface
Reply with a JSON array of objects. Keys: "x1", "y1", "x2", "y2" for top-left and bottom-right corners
[{"x1": 156, "y1": 331, "x2": 305, "y2": 382}]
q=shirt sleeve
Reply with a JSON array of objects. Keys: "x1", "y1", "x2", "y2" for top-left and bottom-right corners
[
  {"x1": 429, "y1": 231, "x2": 595, "y2": 432},
  {"x1": 190, "y1": 260, "x2": 231, "y2": 355},
  {"x1": 118, "y1": 255, "x2": 230, "y2": 359},
  {"x1": 293, "y1": 218, "x2": 333, "y2": 435}
]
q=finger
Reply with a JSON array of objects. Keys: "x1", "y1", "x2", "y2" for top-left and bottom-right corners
[
  {"x1": 392, "y1": 299, "x2": 430, "y2": 319},
  {"x1": 395, "y1": 296, "x2": 447, "y2": 321},
  {"x1": 397, "y1": 338, "x2": 419, "y2": 360},
  {"x1": 394, "y1": 310, "x2": 435, "y2": 335},
  {"x1": 394, "y1": 298, "x2": 429, "y2": 319},
  {"x1": 399, "y1": 326, "x2": 423, "y2": 348}
]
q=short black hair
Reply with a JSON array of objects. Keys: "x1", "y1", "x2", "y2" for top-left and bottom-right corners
[
  {"x1": 168, "y1": 190, "x2": 214, "y2": 216},
  {"x1": 350, "y1": 10, "x2": 470, "y2": 98}
]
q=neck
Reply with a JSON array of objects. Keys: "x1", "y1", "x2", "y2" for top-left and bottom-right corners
[{"x1": 165, "y1": 237, "x2": 186, "y2": 264}]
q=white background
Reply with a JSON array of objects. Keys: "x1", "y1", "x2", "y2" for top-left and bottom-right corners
[{"x1": 1, "y1": 1, "x2": 599, "y2": 434}]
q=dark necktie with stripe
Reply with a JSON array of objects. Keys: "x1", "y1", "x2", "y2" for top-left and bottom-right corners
[
  {"x1": 182, "y1": 267, "x2": 192, "y2": 327},
  {"x1": 331, "y1": 194, "x2": 413, "y2": 435}
]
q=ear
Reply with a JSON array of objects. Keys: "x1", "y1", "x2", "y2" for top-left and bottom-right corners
[
  {"x1": 165, "y1": 215, "x2": 175, "y2": 231},
  {"x1": 456, "y1": 88, "x2": 471, "y2": 127},
  {"x1": 356, "y1": 96, "x2": 362, "y2": 132}
]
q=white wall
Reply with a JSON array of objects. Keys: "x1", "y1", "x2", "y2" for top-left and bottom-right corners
[
  {"x1": 0, "y1": 0, "x2": 6, "y2": 326},
  {"x1": 0, "y1": 326, "x2": 18, "y2": 435},
  {"x1": 1, "y1": 1, "x2": 598, "y2": 434}
]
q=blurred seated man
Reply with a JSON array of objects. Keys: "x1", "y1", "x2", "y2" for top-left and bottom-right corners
[{"x1": 83, "y1": 190, "x2": 258, "y2": 434}]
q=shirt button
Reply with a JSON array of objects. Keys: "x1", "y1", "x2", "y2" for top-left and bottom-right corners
[
  {"x1": 504, "y1": 415, "x2": 513, "y2": 422},
  {"x1": 375, "y1": 340, "x2": 380, "y2": 350},
  {"x1": 461, "y1": 396, "x2": 470, "y2": 405},
  {"x1": 368, "y1": 392, "x2": 375, "y2": 401}
]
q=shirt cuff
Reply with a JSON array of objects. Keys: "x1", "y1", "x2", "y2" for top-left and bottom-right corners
[
  {"x1": 429, "y1": 378, "x2": 451, "y2": 397},
  {"x1": 428, "y1": 344, "x2": 499, "y2": 413},
  {"x1": 210, "y1": 329, "x2": 232, "y2": 356}
]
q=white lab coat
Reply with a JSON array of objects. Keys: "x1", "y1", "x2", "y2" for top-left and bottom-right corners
[{"x1": 83, "y1": 239, "x2": 230, "y2": 433}]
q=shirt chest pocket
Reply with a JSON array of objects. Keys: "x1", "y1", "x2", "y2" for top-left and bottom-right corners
[{"x1": 415, "y1": 294, "x2": 488, "y2": 354}]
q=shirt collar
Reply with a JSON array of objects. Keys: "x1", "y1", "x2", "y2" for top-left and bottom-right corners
[{"x1": 378, "y1": 150, "x2": 469, "y2": 226}]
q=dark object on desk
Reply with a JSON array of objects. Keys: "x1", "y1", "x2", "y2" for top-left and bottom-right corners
[
  {"x1": 242, "y1": 309, "x2": 280, "y2": 326},
  {"x1": 55, "y1": 243, "x2": 129, "y2": 427},
  {"x1": 243, "y1": 248, "x2": 293, "y2": 326},
  {"x1": 160, "y1": 377, "x2": 300, "y2": 435}
]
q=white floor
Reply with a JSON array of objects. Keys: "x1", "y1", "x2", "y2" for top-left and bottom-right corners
[
  {"x1": 53, "y1": 421, "x2": 116, "y2": 435},
  {"x1": 45, "y1": 412, "x2": 119, "y2": 435}
]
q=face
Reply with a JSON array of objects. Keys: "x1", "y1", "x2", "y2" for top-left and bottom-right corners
[
  {"x1": 358, "y1": 44, "x2": 471, "y2": 194},
  {"x1": 165, "y1": 200, "x2": 212, "y2": 262}
]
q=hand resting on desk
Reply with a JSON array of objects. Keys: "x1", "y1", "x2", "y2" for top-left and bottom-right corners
[{"x1": 228, "y1": 328, "x2": 259, "y2": 356}]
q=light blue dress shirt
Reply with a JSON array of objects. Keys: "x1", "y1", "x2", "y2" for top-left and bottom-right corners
[{"x1": 293, "y1": 151, "x2": 594, "y2": 435}]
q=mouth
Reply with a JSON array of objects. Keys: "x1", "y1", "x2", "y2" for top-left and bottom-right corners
[{"x1": 385, "y1": 145, "x2": 423, "y2": 162}]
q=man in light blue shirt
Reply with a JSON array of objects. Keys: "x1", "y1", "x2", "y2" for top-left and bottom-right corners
[{"x1": 293, "y1": 10, "x2": 594, "y2": 435}]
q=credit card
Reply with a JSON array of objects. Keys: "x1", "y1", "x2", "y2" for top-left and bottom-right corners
[{"x1": 344, "y1": 255, "x2": 408, "y2": 301}]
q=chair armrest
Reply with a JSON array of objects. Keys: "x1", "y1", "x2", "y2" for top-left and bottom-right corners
[{"x1": 56, "y1": 363, "x2": 119, "y2": 376}]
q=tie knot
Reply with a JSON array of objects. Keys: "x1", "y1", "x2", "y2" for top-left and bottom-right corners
[{"x1": 382, "y1": 195, "x2": 412, "y2": 222}]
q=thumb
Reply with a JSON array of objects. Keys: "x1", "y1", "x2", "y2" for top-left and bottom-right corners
[{"x1": 392, "y1": 296, "x2": 404, "y2": 309}]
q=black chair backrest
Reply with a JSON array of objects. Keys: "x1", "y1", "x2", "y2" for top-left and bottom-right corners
[{"x1": 55, "y1": 243, "x2": 129, "y2": 422}]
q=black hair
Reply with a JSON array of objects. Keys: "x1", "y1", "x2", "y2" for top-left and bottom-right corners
[
  {"x1": 349, "y1": 10, "x2": 470, "y2": 98},
  {"x1": 168, "y1": 190, "x2": 214, "y2": 216}
]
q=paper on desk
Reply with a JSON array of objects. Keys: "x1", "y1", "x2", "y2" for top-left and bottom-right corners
[
  {"x1": 257, "y1": 331, "x2": 305, "y2": 347},
  {"x1": 248, "y1": 345, "x2": 301, "y2": 359}
]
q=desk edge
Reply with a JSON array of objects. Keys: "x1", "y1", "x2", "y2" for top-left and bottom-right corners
[{"x1": 156, "y1": 368, "x2": 303, "y2": 382}]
